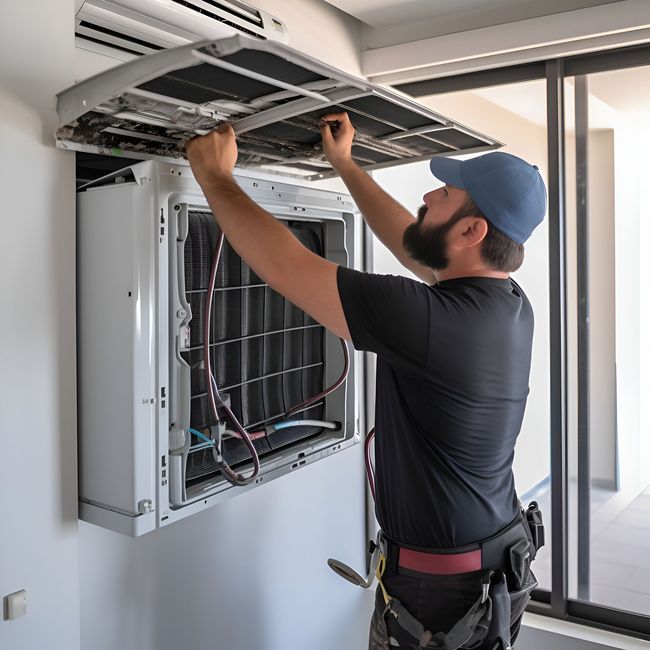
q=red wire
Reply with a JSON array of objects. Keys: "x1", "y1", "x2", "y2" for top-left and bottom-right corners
[
  {"x1": 204, "y1": 231, "x2": 261, "y2": 486},
  {"x1": 285, "y1": 337, "x2": 350, "y2": 418}
]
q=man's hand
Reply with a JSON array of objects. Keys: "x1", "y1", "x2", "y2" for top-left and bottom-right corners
[
  {"x1": 186, "y1": 123, "x2": 238, "y2": 188},
  {"x1": 319, "y1": 111, "x2": 355, "y2": 172}
]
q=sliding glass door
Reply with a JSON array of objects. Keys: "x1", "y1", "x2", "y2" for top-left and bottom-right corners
[
  {"x1": 396, "y1": 43, "x2": 650, "y2": 640},
  {"x1": 565, "y1": 63, "x2": 650, "y2": 618}
]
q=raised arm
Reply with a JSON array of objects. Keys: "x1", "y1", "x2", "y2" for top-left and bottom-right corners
[
  {"x1": 186, "y1": 124, "x2": 351, "y2": 341},
  {"x1": 319, "y1": 112, "x2": 436, "y2": 284}
]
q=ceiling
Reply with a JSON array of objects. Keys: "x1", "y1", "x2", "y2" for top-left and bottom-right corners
[
  {"x1": 324, "y1": 0, "x2": 623, "y2": 30},
  {"x1": 319, "y1": 0, "x2": 649, "y2": 129}
]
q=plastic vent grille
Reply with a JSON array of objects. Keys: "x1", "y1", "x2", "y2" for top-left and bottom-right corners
[
  {"x1": 75, "y1": 21, "x2": 164, "y2": 56},
  {"x1": 182, "y1": 212, "x2": 326, "y2": 482},
  {"x1": 170, "y1": 0, "x2": 262, "y2": 38},
  {"x1": 171, "y1": 0, "x2": 262, "y2": 26}
]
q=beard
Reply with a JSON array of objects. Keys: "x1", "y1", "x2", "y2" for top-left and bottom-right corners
[{"x1": 403, "y1": 204, "x2": 460, "y2": 271}]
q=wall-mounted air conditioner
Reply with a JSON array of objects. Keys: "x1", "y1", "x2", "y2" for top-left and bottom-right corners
[
  {"x1": 77, "y1": 160, "x2": 360, "y2": 536},
  {"x1": 75, "y1": 0, "x2": 288, "y2": 57}
]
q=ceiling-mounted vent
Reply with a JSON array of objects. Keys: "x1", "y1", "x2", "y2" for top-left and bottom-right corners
[
  {"x1": 57, "y1": 34, "x2": 502, "y2": 180},
  {"x1": 74, "y1": 0, "x2": 288, "y2": 57}
]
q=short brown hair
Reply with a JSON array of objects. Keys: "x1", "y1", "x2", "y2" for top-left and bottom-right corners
[{"x1": 462, "y1": 197, "x2": 525, "y2": 272}]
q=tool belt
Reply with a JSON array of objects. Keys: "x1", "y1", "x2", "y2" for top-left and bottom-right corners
[
  {"x1": 329, "y1": 502, "x2": 544, "y2": 649},
  {"x1": 382, "y1": 501, "x2": 544, "y2": 591}
]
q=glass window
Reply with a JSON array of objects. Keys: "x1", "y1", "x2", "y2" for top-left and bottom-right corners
[{"x1": 566, "y1": 65, "x2": 650, "y2": 616}]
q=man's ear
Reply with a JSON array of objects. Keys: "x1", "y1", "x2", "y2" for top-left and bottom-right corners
[{"x1": 455, "y1": 217, "x2": 488, "y2": 249}]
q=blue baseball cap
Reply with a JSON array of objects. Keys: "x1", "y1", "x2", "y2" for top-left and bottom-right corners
[{"x1": 428, "y1": 152, "x2": 547, "y2": 244}]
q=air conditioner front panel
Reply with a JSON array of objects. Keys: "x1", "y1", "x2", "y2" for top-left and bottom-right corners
[
  {"x1": 57, "y1": 34, "x2": 503, "y2": 180},
  {"x1": 77, "y1": 180, "x2": 158, "y2": 517}
]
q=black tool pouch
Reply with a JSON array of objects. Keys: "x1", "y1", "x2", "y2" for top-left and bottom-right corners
[
  {"x1": 509, "y1": 538, "x2": 532, "y2": 591},
  {"x1": 483, "y1": 572, "x2": 512, "y2": 649},
  {"x1": 525, "y1": 501, "x2": 545, "y2": 553},
  {"x1": 509, "y1": 568, "x2": 538, "y2": 622}
]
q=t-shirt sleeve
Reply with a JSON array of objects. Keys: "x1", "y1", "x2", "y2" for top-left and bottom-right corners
[{"x1": 337, "y1": 265, "x2": 431, "y2": 371}]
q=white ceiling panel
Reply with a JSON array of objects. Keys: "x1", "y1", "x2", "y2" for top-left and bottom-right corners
[{"x1": 325, "y1": 0, "x2": 623, "y2": 29}]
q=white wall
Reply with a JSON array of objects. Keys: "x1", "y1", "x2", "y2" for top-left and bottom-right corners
[
  {"x1": 639, "y1": 126, "x2": 650, "y2": 487},
  {"x1": 587, "y1": 130, "x2": 617, "y2": 488},
  {"x1": 253, "y1": 0, "x2": 363, "y2": 75},
  {"x1": 0, "y1": 1, "x2": 80, "y2": 649},
  {"x1": 79, "y1": 447, "x2": 373, "y2": 650},
  {"x1": 612, "y1": 117, "x2": 642, "y2": 495}
]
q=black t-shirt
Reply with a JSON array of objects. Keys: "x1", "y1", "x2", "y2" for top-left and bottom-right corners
[{"x1": 337, "y1": 266, "x2": 534, "y2": 549}]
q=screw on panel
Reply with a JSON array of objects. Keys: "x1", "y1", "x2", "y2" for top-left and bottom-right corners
[
  {"x1": 174, "y1": 204, "x2": 181, "y2": 211},
  {"x1": 138, "y1": 499, "x2": 153, "y2": 514}
]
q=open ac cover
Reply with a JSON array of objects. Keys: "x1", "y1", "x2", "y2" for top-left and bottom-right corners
[{"x1": 57, "y1": 33, "x2": 502, "y2": 180}]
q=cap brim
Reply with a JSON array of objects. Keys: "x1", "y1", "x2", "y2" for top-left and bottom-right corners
[{"x1": 429, "y1": 157, "x2": 466, "y2": 189}]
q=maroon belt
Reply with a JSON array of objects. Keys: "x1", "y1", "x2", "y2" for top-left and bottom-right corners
[{"x1": 398, "y1": 546, "x2": 482, "y2": 575}]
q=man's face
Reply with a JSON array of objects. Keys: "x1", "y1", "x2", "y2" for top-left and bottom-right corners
[{"x1": 403, "y1": 185, "x2": 470, "y2": 271}]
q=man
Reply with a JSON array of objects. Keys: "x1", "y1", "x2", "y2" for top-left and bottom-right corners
[{"x1": 186, "y1": 111, "x2": 546, "y2": 649}]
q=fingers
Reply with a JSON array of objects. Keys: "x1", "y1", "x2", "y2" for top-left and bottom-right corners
[
  {"x1": 320, "y1": 111, "x2": 350, "y2": 124},
  {"x1": 217, "y1": 123, "x2": 235, "y2": 136},
  {"x1": 319, "y1": 113, "x2": 354, "y2": 144},
  {"x1": 319, "y1": 119, "x2": 335, "y2": 143},
  {"x1": 186, "y1": 123, "x2": 235, "y2": 149}
]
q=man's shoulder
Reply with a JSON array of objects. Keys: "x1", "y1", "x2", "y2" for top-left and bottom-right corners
[{"x1": 338, "y1": 266, "x2": 434, "y2": 295}]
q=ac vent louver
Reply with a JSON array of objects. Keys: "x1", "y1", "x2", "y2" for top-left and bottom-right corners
[
  {"x1": 170, "y1": 0, "x2": 263, "y2": 39},
  {"x1": 171, "y1": 0, "x2": 262, "y2": 26},
  {"x1": 76, "y1": 20, "x2": 164, "y2": 56}
]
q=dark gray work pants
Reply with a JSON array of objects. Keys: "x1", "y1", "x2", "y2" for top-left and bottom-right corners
[{"x1": 368, "y1": 568, "x2": 532, "y2": 649}]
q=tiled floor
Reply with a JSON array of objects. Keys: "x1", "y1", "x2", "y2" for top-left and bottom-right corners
[
  {"x1": 527, "y1": 484, "x2": 650, "y2": 615},
  {"x1": 590, "y1": 487, "x2": 650, "y2": 614}
]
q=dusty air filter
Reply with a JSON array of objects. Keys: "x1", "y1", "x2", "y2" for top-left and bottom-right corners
[{"x1": 56, "y1": 34, "x2": 501, "y2": 179}]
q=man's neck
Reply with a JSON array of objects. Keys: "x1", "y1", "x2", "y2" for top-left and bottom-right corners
[{"x1": 435, "y1": 267, "x2": 509, "y2": 282}]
